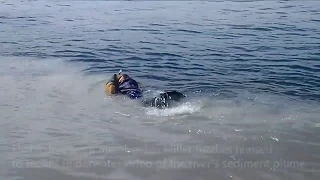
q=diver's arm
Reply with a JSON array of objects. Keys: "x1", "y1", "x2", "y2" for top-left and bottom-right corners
[{"x1": 105, "y1": 74, "x2": 119, "y2": 95}]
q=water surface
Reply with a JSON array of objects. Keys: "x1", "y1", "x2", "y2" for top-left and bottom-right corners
[{"x1": 1, "y1": 1, "x2": 319, "y2": 180}]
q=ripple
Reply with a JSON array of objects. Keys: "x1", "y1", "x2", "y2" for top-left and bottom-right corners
[
  {"x1": 44, "y1": 131, "x2": 73, "y2": 137},
  {"x1": 176, "y1": 29, "x2": 202, "y2": 34},
  {"x1": 1, "y1": 2, "x2": 320, "y2": 179},
  {"x1": 148, "y1": 23, "x2": 167, "y2": 27},
  {"x1": 145, "y1": 52, "x2": 182, "y2": 58}
]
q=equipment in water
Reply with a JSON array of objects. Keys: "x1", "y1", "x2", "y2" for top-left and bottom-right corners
[
  {"x1": 115, "y1": 70, "x2": 186, "y2": 108},
  {"x1": 142, "y1": 90, "x2": 186, "y2": 109}
]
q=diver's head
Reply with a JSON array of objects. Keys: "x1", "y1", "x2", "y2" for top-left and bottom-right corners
[{"x1": 117, "y1": 74, "x2": 129, "y2": 84}]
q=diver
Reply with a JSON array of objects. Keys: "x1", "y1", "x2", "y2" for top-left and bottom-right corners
[{"x1": 105, "y1": 71, "x2": 186, "y2": 108}]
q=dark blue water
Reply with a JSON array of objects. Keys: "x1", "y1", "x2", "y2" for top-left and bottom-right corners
[
  {"x1": 1, "y1": 1, "x2": 320, "y2": 180},
  {"x1": 1, "y1": 0, "x2": 319, "y2": 101}
]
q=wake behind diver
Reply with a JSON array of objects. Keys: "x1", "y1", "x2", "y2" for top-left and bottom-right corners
[{"x1": 105, "y1": 71, "x2": 186, "y2": 109}]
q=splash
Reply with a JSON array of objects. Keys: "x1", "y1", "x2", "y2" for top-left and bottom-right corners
[{"x1": 145, "y1": 101, "x2": 203, "y2": 116}]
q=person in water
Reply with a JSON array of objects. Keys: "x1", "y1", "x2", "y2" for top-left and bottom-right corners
[{"x1": 105, "y1": 73, "x2": 186, "y2": 108}]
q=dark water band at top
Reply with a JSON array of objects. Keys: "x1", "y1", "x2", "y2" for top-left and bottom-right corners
[{"x1": 0, "y1": 0, "x2": 319, "y2": 102}]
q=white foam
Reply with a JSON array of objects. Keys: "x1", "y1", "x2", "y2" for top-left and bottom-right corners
[{"x1": 145, "y1": 101, "x2": 203, "y2": 116}]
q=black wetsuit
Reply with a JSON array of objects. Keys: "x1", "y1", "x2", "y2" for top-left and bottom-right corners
[
  {"x1": 117, "y1": 76, "x2": 143, "y2": 99},
  {"x1": 110, "y1": 74, "x2": 186, "y2": 108}
]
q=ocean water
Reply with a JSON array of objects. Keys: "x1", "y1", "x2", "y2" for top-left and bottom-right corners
[{"x1": 1, "y1": 0, "x2": 320, "y2": 180}]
